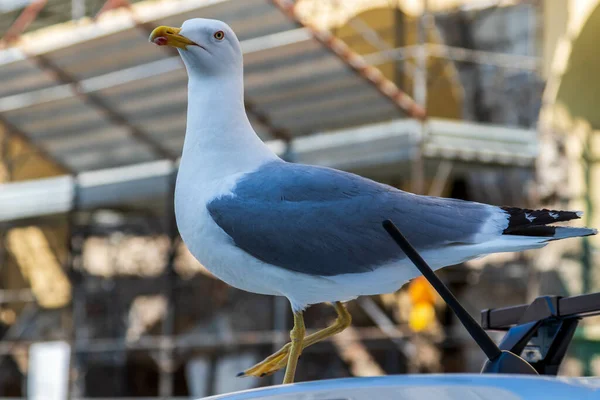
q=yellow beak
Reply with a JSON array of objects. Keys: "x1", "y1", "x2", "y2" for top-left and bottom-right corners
[{"x1": 149, "y1": 26, "x2": 197, "y2": 49}]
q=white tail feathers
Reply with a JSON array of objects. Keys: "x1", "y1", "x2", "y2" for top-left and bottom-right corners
[{"x1": 548, "y1": 227, "x2": 597, "y2": 241}]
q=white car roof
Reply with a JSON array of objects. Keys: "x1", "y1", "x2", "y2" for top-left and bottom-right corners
[{"x1": 202, "y1": 374, "x2": 600, "y2": 400}]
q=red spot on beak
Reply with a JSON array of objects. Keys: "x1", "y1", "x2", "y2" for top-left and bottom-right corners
[{"x1": 153, "y1": 36, "x2": 168, "y2": 46}]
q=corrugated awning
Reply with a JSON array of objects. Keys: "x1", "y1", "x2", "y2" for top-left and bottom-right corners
[
  {"x1": 0, "y1": 0, "x2": 537, "y2": 175},
  {"x1": 0, "y1": 0, "x2": 403, "y2": 172},
  {"x1": 0, "y1": 117, "x2": 537, "y2": 224}
]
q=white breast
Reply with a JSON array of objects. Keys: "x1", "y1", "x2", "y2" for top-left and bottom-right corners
[{"x1": 174, "y1": 168, "x2": 276, "y2": 295}]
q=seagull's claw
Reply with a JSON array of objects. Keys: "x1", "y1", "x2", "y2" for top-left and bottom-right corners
[{"x1": 236, "y1": 343, "x2": 291, "y2": 378}]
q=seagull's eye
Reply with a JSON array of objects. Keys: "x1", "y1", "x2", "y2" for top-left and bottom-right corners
[{"x1": 214, "y1": 30, "x2": 224, "y2": 40}]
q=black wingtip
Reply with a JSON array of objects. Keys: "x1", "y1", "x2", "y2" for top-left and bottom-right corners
[{"x1": 501, "y1": 207, "x2": 583, "y2": 235}]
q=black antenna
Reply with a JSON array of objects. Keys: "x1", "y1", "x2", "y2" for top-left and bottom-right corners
[{"x1": 382, "y1": 219, "x2": 537, "y2": 374}]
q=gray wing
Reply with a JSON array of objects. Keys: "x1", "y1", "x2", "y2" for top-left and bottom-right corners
[{"x1": 207, "y1": 161, "x2": 505, "y2": 276}]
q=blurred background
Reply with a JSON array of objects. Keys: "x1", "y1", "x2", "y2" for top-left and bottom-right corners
[{"x1": 0, "y1": 0, "x2": 599, "y2": 398}]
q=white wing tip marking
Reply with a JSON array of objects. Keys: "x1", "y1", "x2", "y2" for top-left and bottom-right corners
[{"x1": 525, "y1": 213, "x2": 535, "y2": 222}]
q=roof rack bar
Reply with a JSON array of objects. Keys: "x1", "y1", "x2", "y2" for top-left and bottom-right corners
[{"x1": 481, "y1": 292, "x2": 600, "y2": 330}]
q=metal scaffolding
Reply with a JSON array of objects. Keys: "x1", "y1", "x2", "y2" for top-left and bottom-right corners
[{"x1": 0, "y1": 0, "x2": 545, "y2": 397}]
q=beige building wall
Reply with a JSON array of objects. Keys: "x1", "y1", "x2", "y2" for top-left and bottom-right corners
[
  {"x1": 0, "y1": 126, "x2": 72, "y2": 313},
  {"x1": 539, "y1": 0, "x2": 600, "y2": 296}
]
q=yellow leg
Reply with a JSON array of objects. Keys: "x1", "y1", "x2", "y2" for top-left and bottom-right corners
[
  {"x1": 303, "y1": 302, "x2": 352, "y2": 347},
  {"x1": 239, "y1": 302, "x2": 352, "y2": 379},
  {"x1": 282, "y1": 310, "x2": 305, "y2": 384}
]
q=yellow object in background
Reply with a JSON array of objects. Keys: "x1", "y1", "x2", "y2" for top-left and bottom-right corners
[
  {"x1": 6, "y1": 227, "x2": 71, "y2": 309},
  {"x1": 409, "y1": 276, "x2": 436, "y2": 305},
  {"x1": 408, "y1": 276, "x2": 437, "y2": 332},
  {"x1": 409, "y1": 302, "x2": 436, "y2": 332}
]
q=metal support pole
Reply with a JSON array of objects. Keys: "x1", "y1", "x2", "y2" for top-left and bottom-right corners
[
  {"x1": 272, "y1": 297, "x2": 288, "y2": 384},
  {"x1": 0, "y1": 126, "x2": 10, "y2": 182},
  {"x1": 0, "y1": 126, "x2": 9, "y2": 320},
  {"x1": 68, "y1": 181, "x2": 86, "y2": 399},
  {"x1": 158, "y1": 166, "x2": 178, "y2": 398},
  {"x1": 582, "y1": 134, "x2": 593, "y2": 294},
  {"x1": 531, "y1": 0, "x2": 543, "y2": 127},
  {"x1": 0, "y1": 289, "x2": 35, "y2": 304},
  {"x1": 411, "y1": 0, "x2": 429, "y2": 195},
  {"x1": 72, "y1": 0, "x2": 86, "y2": 20},
  {"x1": 0, "y1": 326, "x2": 418, "y2": 356},
  {"x1": 357, "y1": 297, "x2": 416, "y2": 372},
  {"x1": 428, "y1": 160, "x2": 453, "y2": 197},
  {"x1": 414, "y1": 8, "x2": 428, "y2": 111}
]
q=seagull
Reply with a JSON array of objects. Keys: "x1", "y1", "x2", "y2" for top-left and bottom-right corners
[{"x1": 149, "y1": 19, "x2": 596, "y2": 384}]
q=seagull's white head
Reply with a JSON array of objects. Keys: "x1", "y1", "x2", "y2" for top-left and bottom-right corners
[{"x1": 149, "y1": 18, "x2": 242, "y2": 78}]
